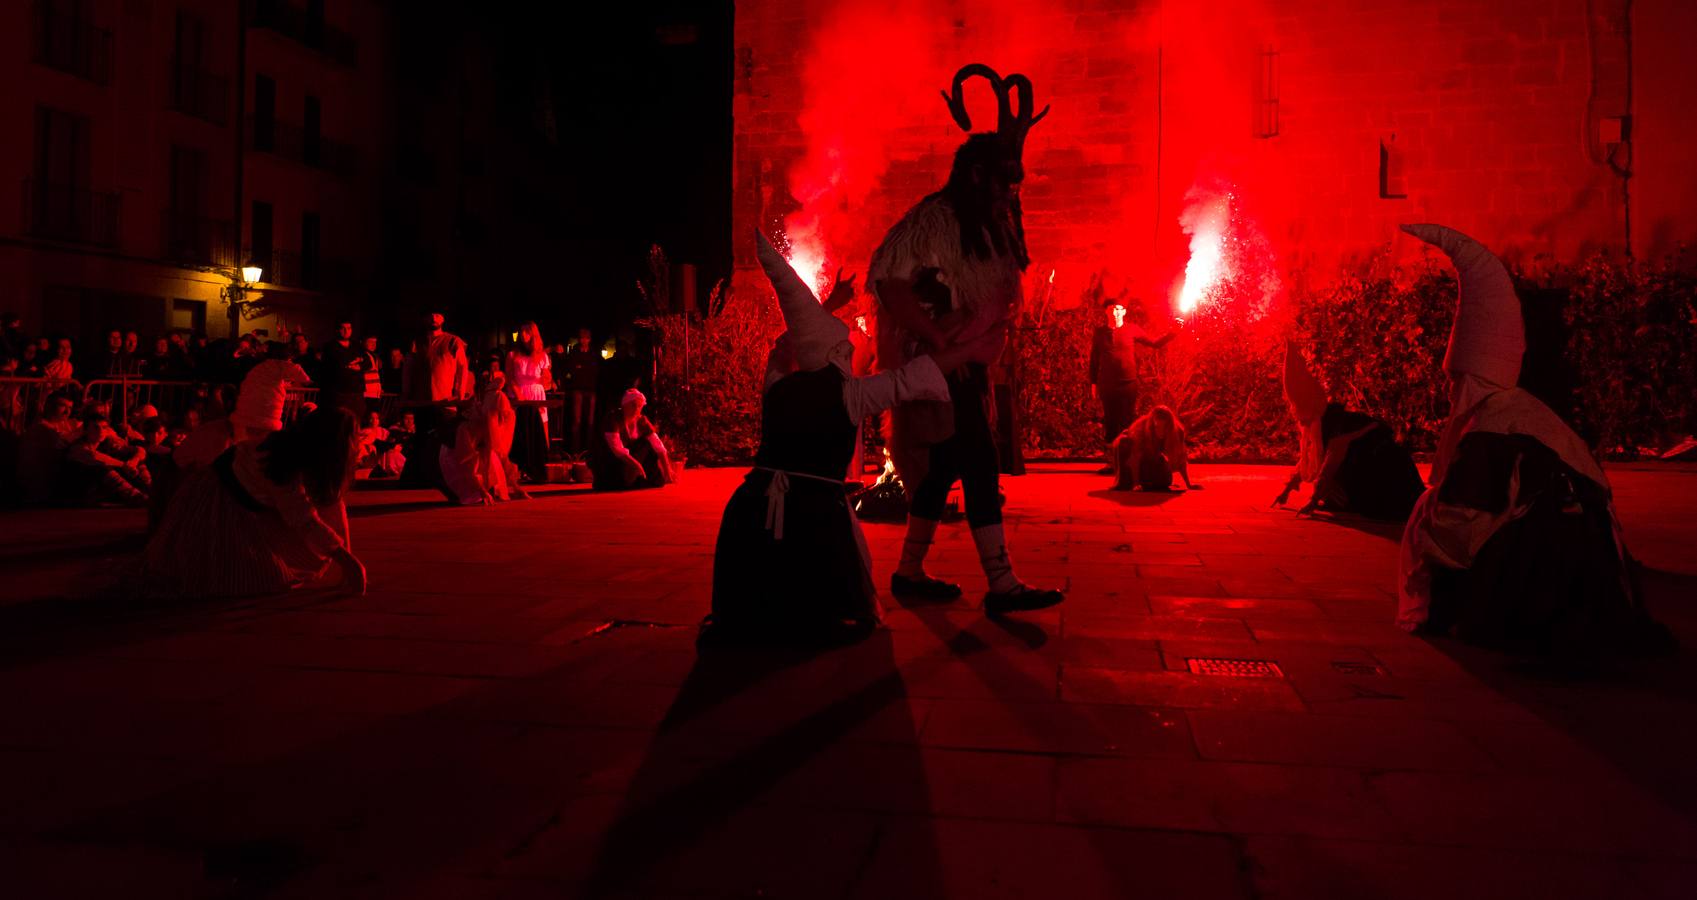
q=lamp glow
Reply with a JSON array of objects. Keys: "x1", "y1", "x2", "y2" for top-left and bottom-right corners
[{"x1": 241, "y1": 263, "x2": 264, "y2": 285}]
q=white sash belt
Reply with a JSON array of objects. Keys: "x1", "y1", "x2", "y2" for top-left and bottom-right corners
[{"x1": 757, "y1": 466, "x2": 843, "y2": 541}]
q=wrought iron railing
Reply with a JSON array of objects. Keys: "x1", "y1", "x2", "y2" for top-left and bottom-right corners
[
  {"x1": 249, "y1": 117, "x2": 358, "y2": 176},
  {"x1": 162, "y1": 210, "x2": 238, "y2": 267},
  {"x1": 24, "y1": 178, "x2": 121, "y2": 247},
  {"x1": 31, "y1": 0, "x2": 113, "y2": 84}
]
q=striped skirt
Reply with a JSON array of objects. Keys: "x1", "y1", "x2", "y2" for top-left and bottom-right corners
[{"x1": 142, "y1": 465, "x2": 348, "y2": 599}]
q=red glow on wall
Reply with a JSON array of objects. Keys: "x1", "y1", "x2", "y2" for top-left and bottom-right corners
[{"x1": 738, "y1": 0, "x2": 1697, "y2": 322}]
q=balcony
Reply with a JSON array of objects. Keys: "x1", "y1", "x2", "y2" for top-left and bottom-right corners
[
  {"x1": 161, "y1": 210, "x2": 237, "y2": 267},
  {"x1": 168, "y1": 58, "x2": 229, "y2": 126},
  {"x1": 249, "y1": 0, "x2": 358, "y2": 67},
  {"x1": 249, "y1": 118, "x2": 359, "y2": 176},
  {"x1": 31, "y1": 1, "x2": 113, "y2": 85},
  {"x1": 252, "y1": 248, "x2": 354, "y2": 292},
  {"x1": 24, "y1": 178, "x2": 121, "y2": 247}
]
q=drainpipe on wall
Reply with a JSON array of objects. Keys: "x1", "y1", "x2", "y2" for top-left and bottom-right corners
[{"x1": 231, "y1": 0, "x2": 249, "y2": 337}]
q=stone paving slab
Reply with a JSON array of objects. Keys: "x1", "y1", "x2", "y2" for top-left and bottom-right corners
[{"x1": 0, "y1": 462, "x2": 1695, "y2": 898}]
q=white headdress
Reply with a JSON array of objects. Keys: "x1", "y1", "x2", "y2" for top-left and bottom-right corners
[
  {"x1": 755, "y1": 230, "x2": 851, "y2": 381},
  {"x1": 1282, "y1": 341, "x2": 1328, "y2": 426},
  {"x1": 1400, "y1": 224, "x2": 1523, "y2": 391},
  {"x1": 1283, "y1": 341, "x2": 1328, "y2": 482}
]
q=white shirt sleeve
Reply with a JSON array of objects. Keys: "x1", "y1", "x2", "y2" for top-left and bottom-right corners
[{"x1": 840, "y1": 355, "x2": 951, "y2": 424}]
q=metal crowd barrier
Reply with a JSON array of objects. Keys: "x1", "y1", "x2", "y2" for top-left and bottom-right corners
[
  {"x1": 81, "y1": 377, "x2": 206, "y2": 426},
  {"x1": 0, "y1": 376, "x2": 82, "y2": 433},
  {"x1": 0, "y1": 377, "x2": 331, "y2": 434}
]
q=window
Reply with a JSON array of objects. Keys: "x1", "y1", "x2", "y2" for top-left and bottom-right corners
[
  {"x1": 254, "y1": 73, "x2": 276, "y2": 151},
  {"x1": 34, "y1": 105, "x2": 90, "y2": 188},
  {"x1": 173, "y1": 10, "x2": 206, "y2": 68},
  {"x1": 168, "y1": 146, "x2": 206, "y2": 214},
  {"x1": 301, "y1": 211, "x2": 322, "y2": 289},
  {"x1": 251, "y1": 200, "x2": 274, "y2": 270},
  {"x1": 304, "y1": 95, "x2": 321, "y2": 166},
  {"x1": 1379, "y1": 133, "x2": 1407, "y2": 199},
  {"x1": 171, "y1": 299, "x2": 207, "y2": 334}
]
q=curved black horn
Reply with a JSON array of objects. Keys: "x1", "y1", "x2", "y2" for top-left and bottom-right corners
[
  {"x1": 940, "y1": 63, "x2": 1005, "y2": 133},
  {"x1": 1003, "y1": 73, "x2": 1048, "y2": 127}
]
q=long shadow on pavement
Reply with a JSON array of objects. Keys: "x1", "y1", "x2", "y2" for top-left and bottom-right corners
[
  {"x1": 1424, "y1": 565, "x2": 1697, "y2": 824},
  {"x1": 581, "y1": 633, "x2": 944, "y2": 898}
]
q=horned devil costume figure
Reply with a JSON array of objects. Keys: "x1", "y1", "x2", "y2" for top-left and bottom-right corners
[
  {"x1": 704, "y1": 232, "x2": 962, "y2": 644},
  {"x1": 1397, "y1": 224, "x2": 1672, "y2": 657},
  {"x1": 1275, "y1": 342, "x2": 1424, "y2": 521},
  {"x1": 867, "y1": 64, "x2": 1062, "y2": 613}
]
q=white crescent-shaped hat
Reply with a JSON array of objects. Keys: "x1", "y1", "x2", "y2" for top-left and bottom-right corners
[{"x1": 1401, "y1": 223, "x2": 1524, "y2": 390}]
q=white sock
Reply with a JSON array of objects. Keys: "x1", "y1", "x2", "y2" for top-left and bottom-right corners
[
  {"x1": 897, "y1": 516, "x2": 940, "y2": 578},
  {"x1": 970, "y1": 523, "x2": 1024, "y2": 594}
]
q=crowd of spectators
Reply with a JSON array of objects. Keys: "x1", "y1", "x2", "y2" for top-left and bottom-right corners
[{"x1": 2, "y1": 310, "x2": 663, "y2": 507}]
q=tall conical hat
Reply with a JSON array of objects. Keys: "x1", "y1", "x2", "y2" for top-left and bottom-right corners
[
  {"x1": 755, "y1": 230, "x2": 849, "y2": 372},
  {"x1": 1282, "y1": 341, "x2": 1328, "y2": 425},
  {"x1": 1401, "y1": 224, "x2": 1524, "y2": 389}
]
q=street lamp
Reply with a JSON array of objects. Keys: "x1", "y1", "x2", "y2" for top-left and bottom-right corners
[{"x1": 223, "y1": 260, "x2": 266, "y2": 336}]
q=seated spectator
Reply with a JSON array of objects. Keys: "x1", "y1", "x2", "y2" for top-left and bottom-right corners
[
  {"x1": 1111, "y1": 406, "x2": 1200, "y2": 492},
  {"x1": 144, "y1": 406, "x2": 366, "y2": 598},
  {"x1": 357, "y1": 410, "x2": 407, "y2": 477},
  {"x1": 591, "y1": 388, "x2": 673, "y2": 491},
  {"x1": 439, "y1": 368, "x2": 527, "y2": 504},
  {"x1": 64, "y1": 413, "x2": 150, "y2": 505},
  {"x1": 15, "y1": 394, "x2": 78, "y2": 503}
]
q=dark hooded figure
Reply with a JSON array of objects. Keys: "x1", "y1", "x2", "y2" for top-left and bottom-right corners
[
  {"x1": 1397, "y1": 224, "x2": 1672, "y2": 659},
  {"x1": 702, "y1": 232, "x2": 1006, "y2": 646},
  {"x1": 1274, "y1": 341, "x2": 1424, "y2": 521},
  {"x1": 867, "y1": 64, "x2": 1062, "y2": 615}
]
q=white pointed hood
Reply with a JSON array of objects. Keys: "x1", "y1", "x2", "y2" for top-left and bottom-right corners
[
  {"x1": 756, "y1": 230, "x2": 851, "y2": 378},
  {"x1": 1401, "y1": 224, "x2": 1524, "y2": 391},
  {"x1": 1282, "y1": 341, "x2": 1328, "y2": 426}
]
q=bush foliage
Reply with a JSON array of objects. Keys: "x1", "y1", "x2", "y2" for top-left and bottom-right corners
[{"x1": 654, "y1": 251, "x2": 1695, "y2": 465}]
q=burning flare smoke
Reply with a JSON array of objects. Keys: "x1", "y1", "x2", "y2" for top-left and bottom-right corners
[{"x1": 1177, "y1": 189, "x2": 1232, "y2": 315}]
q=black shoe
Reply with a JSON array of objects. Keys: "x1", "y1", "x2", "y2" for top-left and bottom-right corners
[
  {"x1": 890, "y1": 572, "x2": 963, "y2": 601},
  {"x1": 984, "y1": 585, "x2": 1065, "y2": 615},
  {"x1": 1095, "y1": 465, "x2": 1114, "y2": 476}
]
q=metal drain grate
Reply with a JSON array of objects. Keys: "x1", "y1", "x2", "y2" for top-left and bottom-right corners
[
  {"x1": 1331, "y1": 660, "x2": 1386, "y2": 676},
  {"x1": 1187, "y1": 657, "x2": 1284, "y2": 678}
]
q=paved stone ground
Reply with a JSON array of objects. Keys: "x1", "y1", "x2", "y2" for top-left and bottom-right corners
[{"x1": 2, "y1": 463, "x2": 1696, "y2": 899}]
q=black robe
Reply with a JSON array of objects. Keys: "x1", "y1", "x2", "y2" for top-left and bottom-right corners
[
  {"x1": 707, "y1": 366, "x2": 875, "y2": 643},
  {"x1": 1425, "y1": 431, "x2": 1673, "y2": 658},
  {"x1": 1320, "y1": 406, "x2": 1425, "y2": 521}
]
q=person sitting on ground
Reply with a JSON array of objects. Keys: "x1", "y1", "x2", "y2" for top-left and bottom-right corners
[
  {"x1": 15, "y1": 393, "x2": 78, "y2": 503},
  {"x1": 1272, "y1": 342, "x2": 1426, "y2": 520},
  {"x1": 1112, "y1": 405, "x2": 1200, "y2": 492},
  {"x1": 590, "y1": 388, "x2": 672, "y2": 491},
  {"x1": 1397, "y1": 224, "x2": 1672, "y2": 658},
  {"x1": 63, "y1": 413, "x2": 150, "y2": 505},
  {"x1": 438, "y1": 367, "x2": 528, "y2": 505},
  {"x1": 357, "y1": 410, "x2": 407, "y2": 478},
  {"x1": 144, "y1": 406, "x2": 366, "y2": 598}
]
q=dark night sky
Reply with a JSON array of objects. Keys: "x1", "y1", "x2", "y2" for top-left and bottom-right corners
[{"x1": 491, "y1": 2, "x2": 733, "y2": 324}]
